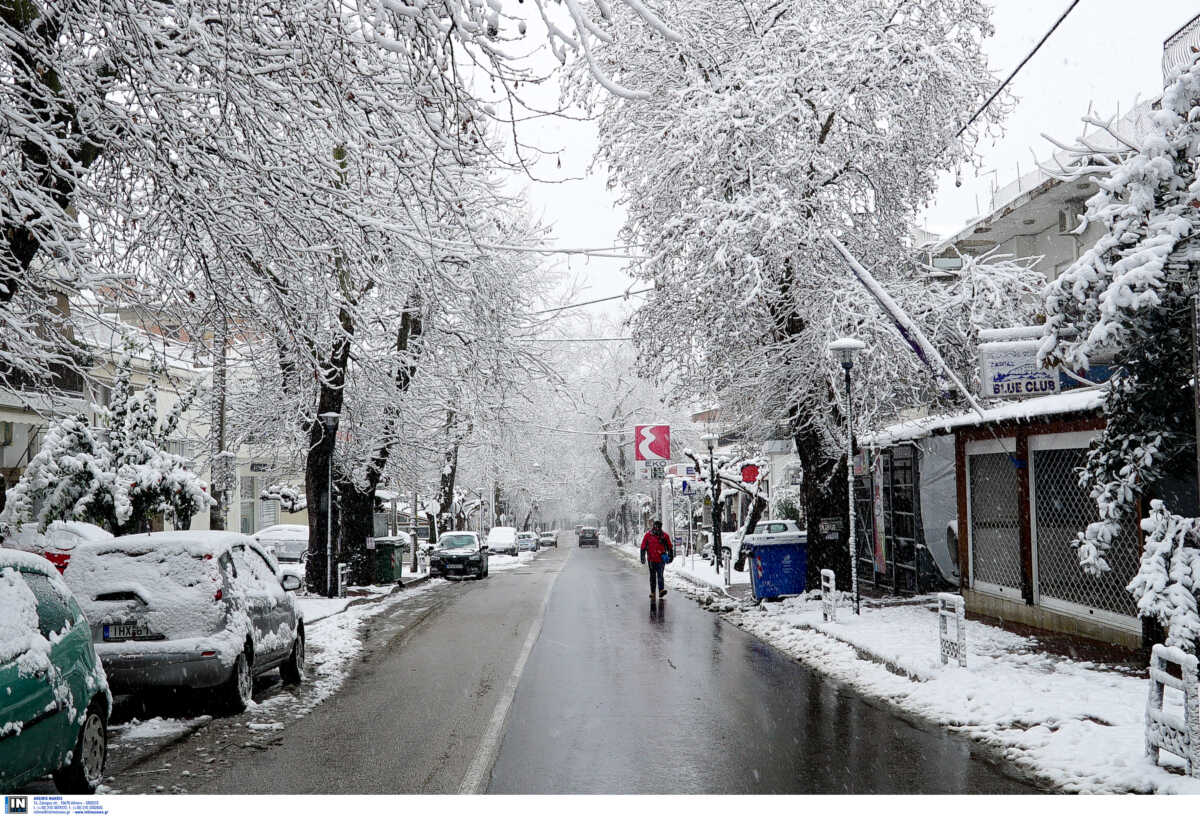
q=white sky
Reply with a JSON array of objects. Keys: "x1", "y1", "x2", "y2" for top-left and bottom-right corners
[{"x1": 509, "y1": 1, "x2": 1199, "y2": 318}]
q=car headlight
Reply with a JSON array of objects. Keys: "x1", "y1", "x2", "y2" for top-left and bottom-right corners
[{"x1": 468, "y1": 555, "x2": 481, "y2": 562}]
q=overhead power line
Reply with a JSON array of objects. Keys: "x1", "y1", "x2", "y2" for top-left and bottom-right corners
[
  {"x1": 955, "y1": 0, "x2": 1082, "y2": 138},
  {"x1": 532, "y1": 287, "x2": 654, "y2": 315},
  {"x1": 524, "y1": 336, "x2": 633, "y2": 342}
]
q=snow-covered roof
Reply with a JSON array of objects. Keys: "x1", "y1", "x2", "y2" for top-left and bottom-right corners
[{"x1": 862, "y1": 388, "x2": 1106, "y2": 447}]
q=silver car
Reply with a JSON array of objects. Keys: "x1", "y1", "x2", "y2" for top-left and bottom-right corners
[{"x1": 64, "y1": 531, "x2": 305, "y2": 713}]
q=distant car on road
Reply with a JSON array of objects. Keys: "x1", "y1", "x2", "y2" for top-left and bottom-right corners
[
  {"x1": 486, "y1": 526, "x2": 519, "y2": 556},
  {"x1": 578, "y1": 527, "x2": 600, "y2": 548},
  {"x1": 516, "y1": 531, "x2": 539, "y2": 552},
  {"x1": 429, "y1": 532, "x2": 488, "y2": 580},
  {"x1": 0, "y1": 548, "x2": 111, "y2": 793},
  {"x1": 64, "y1": 531, "x2": 305, "y2": 714},
  {"x1": 538, "y1": 531, "x2": 558, "y2": 549}
]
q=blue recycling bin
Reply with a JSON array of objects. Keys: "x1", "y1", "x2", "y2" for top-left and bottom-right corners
[{"x1": 747, "y1": 540, "x2": 807, "y2": 601}]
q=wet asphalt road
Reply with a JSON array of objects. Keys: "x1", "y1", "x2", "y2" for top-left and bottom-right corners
[
  {"x1": 99, "y1": 537, "x2": 1037, "y2": 794},
  {"x1": 487, "y1": 544, "x2": 1035, "y2": 794}
]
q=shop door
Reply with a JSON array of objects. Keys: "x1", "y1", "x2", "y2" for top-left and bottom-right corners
[
  {"x1": 967, "y1": 440, "x2": 1023, "y2": 600},
  {"x1": 1030, "y1": 433, "x2": 1139, "y2": 629}
]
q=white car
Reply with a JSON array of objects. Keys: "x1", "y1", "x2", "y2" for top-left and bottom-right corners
[
  {"x1": 64, "y1": 531, "x2": 305, "y2": 713},
  {"x1": 486, "y1": 526, "x2": 518, "y2": 556},
  {"x1": 255, "y1": 523, "x2": 309, "y2": 585}
]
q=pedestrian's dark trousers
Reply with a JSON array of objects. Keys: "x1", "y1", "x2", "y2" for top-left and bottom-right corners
[{"x1": 648, "y1": 561, "x2": 665, "y2": 595}]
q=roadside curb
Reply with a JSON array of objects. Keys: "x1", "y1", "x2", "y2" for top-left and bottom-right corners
[{"x1": 305, "y1": 574, "x2": 432, "y2": 624}]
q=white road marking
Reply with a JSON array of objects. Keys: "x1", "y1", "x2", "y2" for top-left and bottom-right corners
[{"x1": 458, "y1": 554, "x2": 563, "y2": 794}]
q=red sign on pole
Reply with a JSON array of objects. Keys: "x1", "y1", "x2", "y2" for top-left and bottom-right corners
[
  {"x1": 634, "y1": 425, "x2": 670, "y2": 461},
  {"x1": 740, "y1": 464, "x2": 759, "y2": 484}
]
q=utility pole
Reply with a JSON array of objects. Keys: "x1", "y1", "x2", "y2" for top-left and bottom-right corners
[{"x1": 410, "y1": 489, "x2": 418, "y2": 572}]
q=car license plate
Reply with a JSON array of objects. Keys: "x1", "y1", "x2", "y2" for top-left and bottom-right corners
[
  {"x1": 446, "y1": 564, "x2": 463, "y2": 571},
  {"x1": 103, "y1": 622, "x2": 153, "y2": 641}
]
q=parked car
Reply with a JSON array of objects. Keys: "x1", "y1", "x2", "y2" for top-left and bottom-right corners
[
  {"x1": 429, "y1": 532, "x2": 489, "y2": 580},
  {"x1": 538, "y1": 531, "x2": 558, "y2": 549},
  {"x1": 254, "y1": 523, "x2": 309, "y2": 585},
  {"x1": 4, "y1": 521, "x2": 113, "y2": 573},
  {"x1": 516, "y1": 531, "x2": 539, "y2": 552},
  {"x1": 578, "y1": 527, "x2": 600, "y2": 547},
  {"x1": 63, "y1": 531, "x2": 305, "y2": 714},
  {"x1": 486, "y1": 526, "x2": 519, "y2": 556},
  {"x1": 0, "y1": 549, "x2": 111, "y2": 793}
]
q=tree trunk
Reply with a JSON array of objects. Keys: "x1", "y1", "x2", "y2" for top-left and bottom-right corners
[
  {"x1": 339, "y1": 478, "x2": 376, "y2": 586},
  {"x1": 209, "y1": 314, "x2": 229, "y2": 531},
  {"x1": 794, "y1": 425, "x2": 851, "y2": 592},
  {"x1": 304, "y1": 421, "x2": 338, "y2": 595},
  {"x1": 434, "y1": 431, "x2": 461, "y2": 541}
]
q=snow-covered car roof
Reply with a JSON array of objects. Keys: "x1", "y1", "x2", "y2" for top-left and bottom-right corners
[
  {"x1": 1, "y1": 549, "x2": 90, "y2": 668},
  {"x1": 254, "y1": 524, "x2": 309, "y2": 542},
  {"x1": 82, "y1": 530, "x2": 253, "y2": 559},
  {"x1": 4, "y1": 521, "x2": 114, "y2": 553},
  {"x1": 487, "y1": 527, "x2": 517, "y2": 541}
]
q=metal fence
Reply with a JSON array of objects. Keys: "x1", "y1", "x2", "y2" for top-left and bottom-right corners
[
  {"x1": 1032, "y1": 447, "x2": 1138, "y2": 619},
  {"x1": 968, "y1": 450, "x2": 1024, "y2": 594}
]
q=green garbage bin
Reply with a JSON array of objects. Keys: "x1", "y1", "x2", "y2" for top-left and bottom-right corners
[{"x1": 370, "y1": 538, "x2": 404, "y2": 584}]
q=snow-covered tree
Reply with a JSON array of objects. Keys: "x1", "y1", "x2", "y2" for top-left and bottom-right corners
[
  {"x1": 260, "y1": 484, "x2": 307, "y2": 515},
  {"x1": 1037, "y1": 62, "x2": 1200, "y2": 645},
  {"x1": 571, "y1": 0, "x2": 1004, "y2": 585},
  {"x1": 0, "y1": 348, "x2": 212, "y2": 537}
]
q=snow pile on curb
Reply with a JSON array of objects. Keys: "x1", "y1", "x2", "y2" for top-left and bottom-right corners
[
  {"x1": 734, "y1": 595, "x2": 1197, "y2": 794},
  {"x1": 115, "y1": 716, "x2": 211, "y2": 741}
]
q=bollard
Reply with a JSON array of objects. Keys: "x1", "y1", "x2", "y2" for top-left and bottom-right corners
[
  {"x1": 337, "y1": 563, "x2": 350, "y2": 599},
  {"x1": 821, "y1": 569, "x2": 836, "y2": 622},
  {"x1": 936, "y1": 593, "x2": 966, "y2": 667},
  {"x1": 723, "y1": 549, "x2": 732, "y2": 586},
  {"x1": 1146, "y1": 644, "x2": 1200, "y2": 776}
]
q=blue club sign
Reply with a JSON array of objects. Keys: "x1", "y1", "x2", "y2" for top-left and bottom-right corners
[{"x1": 978, "y1": 329, "x2": 1059, "y2": 399}]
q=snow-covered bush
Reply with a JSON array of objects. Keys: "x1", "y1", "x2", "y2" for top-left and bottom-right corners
[
  {"x1": 1131, "y1": 502, "x2": 1200, "y2": 651},
  {"x1": 0, "y1": 348, "x2": 213, "y2": 537},
  {"x1": 772, "y1": 485, "x2": 805, "y2": 524},
  {"x1": 1038, "y1": 62, "x2": 1200, "y2": 589}
]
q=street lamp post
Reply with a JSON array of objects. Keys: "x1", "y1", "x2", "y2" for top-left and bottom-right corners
[
  {"x1": 318, "y1": 411, "x2": 340, "y2": 597},
  {"x1": 701, "y1": 432, "x2": 721, "y2": 570},
  {"x1": 828, "y1": 337, "x2": 865, "y2": 615}
]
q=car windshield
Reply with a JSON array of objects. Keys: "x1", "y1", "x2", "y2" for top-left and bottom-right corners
[
  {"x1": 439, "y1": 534, "x2": 476, "y2": 550},
  {"x1": 264, "y1": 539, "x2": 307, "y2": 562}
]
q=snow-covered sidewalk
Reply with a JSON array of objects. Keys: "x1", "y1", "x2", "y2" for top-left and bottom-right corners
[{"x1": 737, "y1": 594, "x2": 1195, "y2": 794}]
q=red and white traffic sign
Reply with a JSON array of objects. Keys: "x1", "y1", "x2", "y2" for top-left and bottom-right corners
[{"x1": 634, "y1": 425, "x2": 670, "y2": 461}]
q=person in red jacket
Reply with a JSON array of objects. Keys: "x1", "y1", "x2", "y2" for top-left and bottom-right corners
[{"x1": 640, "y1": 519, "x2": 674, "y2": 599}]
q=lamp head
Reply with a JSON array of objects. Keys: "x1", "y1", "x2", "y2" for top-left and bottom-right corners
[
  {"x1": 827, "y1": 337, "x2": 866, "y2": 369},
  {"x1": 318, "y1": 411, "x2": 340, "y2": 431}
]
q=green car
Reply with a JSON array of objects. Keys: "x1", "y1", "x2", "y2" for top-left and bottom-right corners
[{"x1": 0, "y1": 549, "x2": 111, "y2": 793}]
